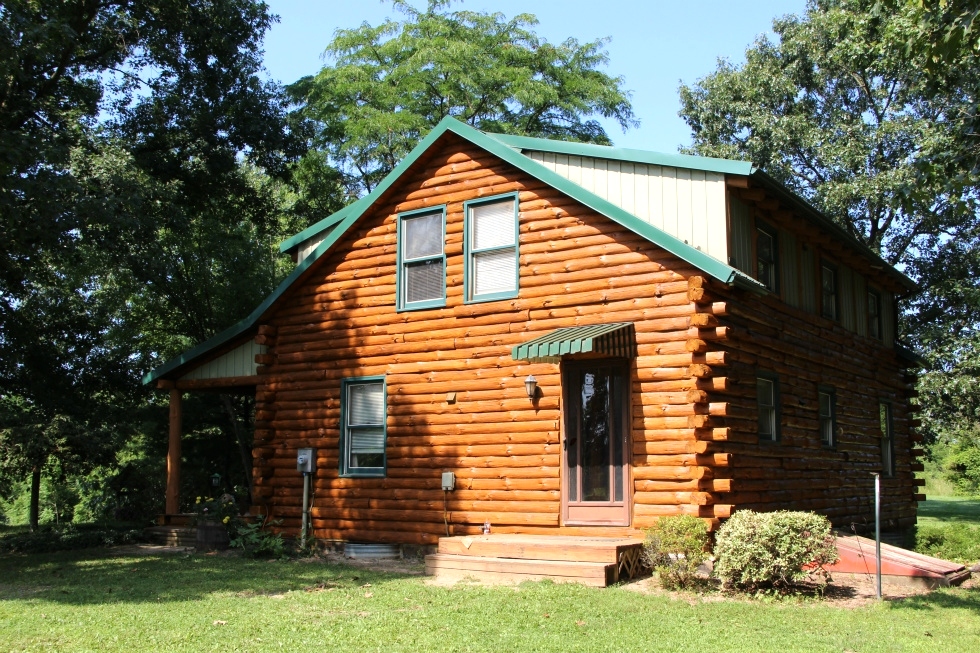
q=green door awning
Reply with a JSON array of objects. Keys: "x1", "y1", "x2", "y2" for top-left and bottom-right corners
[{"x1": 512, "y1": 322, "x2": 636, "y2": 363}]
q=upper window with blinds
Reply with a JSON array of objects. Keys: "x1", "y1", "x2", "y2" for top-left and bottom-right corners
[
  {"x1": 397, "y1": 207, "x2": 446, "y2": 311},
  {"x1": 464, "y1": 194, "x2": 519, "y2": 303},
  {"x1": 340, "y1": 376, "x2": 387, "y2": 477}
]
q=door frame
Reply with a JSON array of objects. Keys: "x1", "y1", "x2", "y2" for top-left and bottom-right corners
[{"x1": 560, "y1": 358, "x2": 633, "y2": 526}]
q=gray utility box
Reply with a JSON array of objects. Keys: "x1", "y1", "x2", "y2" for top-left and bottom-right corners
[
  {"x1": 441, "y1": 471, "x2": 455, "y2": 491},
  {"x1": 297, "y1": 448, "x2": 316, "y2": 474}
]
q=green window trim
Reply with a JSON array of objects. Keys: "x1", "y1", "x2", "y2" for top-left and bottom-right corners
[
  {"x1": 756, "y1": 221, "x2": 778, "y2": 294},
  {"x1": 396, "y1": 206, "x2": 447, "y2": 311},
  {"x1": 818, "y1": 385, "x2": 837, "y2": 448},
  {"x1": 463, "y1": 193, "x2": 520, "y2": 304},
  {"x1": 867, "y1": 287, "x2": 883, "y2": 341},
  {"x1": 756, "y1": 372, "x2": 780, "y2": 443},
  {"x1": 879, "y1": 401, "x2": 894, "y2": 477},
  {"x1": 820, "y1": 260, "x2": 839, "y2": 322},
  {"x1": 339, "y1": 376, "x2": 387, "y2": 478}
]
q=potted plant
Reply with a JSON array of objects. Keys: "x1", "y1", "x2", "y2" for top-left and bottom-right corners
[{"x1": 192, "y1": 495, "x2": 238, "y2": 551}]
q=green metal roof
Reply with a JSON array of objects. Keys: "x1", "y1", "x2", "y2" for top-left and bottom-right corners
[
  {"x1": 279, "y1": 197, "x2": 365, "y2": 254},
  {"x1": 142, "y1": 117, "x2": 767, "y2": 385},
  {"x1": 488, "y1": 132, "x2": 755, "y2": 176},
  {"x1": 512, "y1": 322, "x2": 637, "y2": 364}
]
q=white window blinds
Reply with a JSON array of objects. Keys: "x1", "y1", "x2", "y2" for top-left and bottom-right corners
[
  {"x1": 400, "y1": 211, "x2": 444, "y2": 308},
  {"x1": 469, "y1": 198, "x2": 517, "y2": 300}
]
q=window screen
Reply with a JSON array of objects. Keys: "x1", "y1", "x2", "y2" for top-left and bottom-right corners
[
  {"x1": 756, "y1": 226, "x2": 777, "y2": 292},
  {"x1": 819, "y1": 389, "x2": 835, "y2": 447},
  {"x1": 342, "y1": 378, "x2": 386, "y2": 475},
  {"x1": 821, "y1": 263, "x2": 838, "y2": 321},
  {"x1": 467, "y1": 197, "x2": 517, "y2": 301},
  {"x1": 757, "y1": 376, "x2": 777, "y2": 441},
  {"x1": 880, "y1": 402, "x2": 893, "y2": 476},
  {"x1": 399, "y1": 210, "x2": 444, "y2": 309}
]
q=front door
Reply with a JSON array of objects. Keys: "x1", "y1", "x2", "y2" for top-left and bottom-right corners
[{"x1": 562, "y1": 360, "x2": 631, "y2": 526}]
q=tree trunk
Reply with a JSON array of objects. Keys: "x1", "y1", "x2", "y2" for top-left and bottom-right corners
[{"x1": 29, "y1": 465, "x2": 41, "y2": 532}]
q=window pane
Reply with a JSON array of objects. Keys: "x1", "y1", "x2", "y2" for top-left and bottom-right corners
[
  {"x1": 405, "y1": 258, "x2": 444, "y2": 303},
  {"x1": 819, "y1": 392, "x2": 832, "y2": 418},
  {"x1": 868, "y1": 291, "x2": 881, "y2": 339},
  {"x1": 473, "y1": 249, "x2": 516, "y2": 296},
  {"x1": 349, "y1": 383, "x2": 384, "y2": 426},
  {"x1": 351, "y1": 452, "x2": 384, "y2": 469},
  {"x1": 821, "y1": 265, "x2": 837, "y2": 320},
  {"x1": 757, "y1": 378, "x2": 775, "y2": 439},
  {"x1": 819, "y1": 391, "x2": 833, "y2": 445},
  {"x1": 350, "y1": 427, "x2": 385, "y2": 453},
  {"x1": 472, "y1": 200, "x2": 515, "y2": 250},
  {"x1": 403, "y1": 212, "x2": 442, "y2": 260}
]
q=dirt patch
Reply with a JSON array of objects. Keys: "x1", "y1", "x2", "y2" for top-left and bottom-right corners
[{"x1": 621, "y1": 571, "x2": 973, "y2": 608}]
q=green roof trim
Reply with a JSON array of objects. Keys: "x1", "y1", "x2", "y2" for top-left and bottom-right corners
[
  {"x1": 488, "y1": 132, "x2": 755, "y2": 177},
  {"x1": 513, "y1": 322, "x2": 637, "y2": 363},
  {"x1": 143, "y1": 116, "x2": 767, "y2": 385},
  {"x1": 279, "y1": 199, "x2": 360, "y2": 253}
]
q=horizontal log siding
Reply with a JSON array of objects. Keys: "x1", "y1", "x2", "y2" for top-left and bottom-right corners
[
  {"x1": 251, "y1": 137, "x2": 717, "y2": 544},
  {"x1": 710, "y1": 284, "x2": 917, "y2": 531}
]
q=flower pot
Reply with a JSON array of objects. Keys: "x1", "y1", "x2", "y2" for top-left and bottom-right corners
[{"x1": 196, "y1": 520, "x2": 229, "y2": 551}]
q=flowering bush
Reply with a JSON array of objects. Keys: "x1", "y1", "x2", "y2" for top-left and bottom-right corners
[
  {"x1": 192, "y1": 494, "x2": 240, "y2": 527},
  {"x1": 642, "y1": 515, "x2": 709, "y2": 589},
  {"x1": 713, "y1": 510, "x2": 839, "y2": 591}
]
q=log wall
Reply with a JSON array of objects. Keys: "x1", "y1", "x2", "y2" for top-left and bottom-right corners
[
  {"x1": 250, "y1": 133, "x2": 726, "y2": 544},
  {"x1": 704, "y1": 281, "x2": 919, "y2": 531},
  {"x1": 247, "y1": 132, "x2": 916, "y2": 545}
]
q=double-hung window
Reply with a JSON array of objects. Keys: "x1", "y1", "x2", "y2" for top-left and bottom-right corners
[
  {"x1": 756, "y1": 223, "x2": 778, "y2": 292},
  {"x1": 879, "y1": 402, "x2": 894, "y2": 476},
  {"x1": 820, "y1": 261, "x2": 838, "y2": 321},
  {"x1": 757, "y1": 374, "x2": 779, "y2": 442},
  {"x1": 397, "y1": 207, "x2": 445, "y2": 310},
  {"x1": 867, "y1": 289, "x2": 882, "y2": 340},
  {"x1": 464, "y1": 194, "x2": 519, "y2": 302},
  {"x1": 340, "y1": 377, "x2": 387, "y2": 477},
  {"x1": 818, "y1": 387, "x2": 836, "y2": 447}
]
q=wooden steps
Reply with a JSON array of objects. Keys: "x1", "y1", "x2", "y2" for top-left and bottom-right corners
[
  {"x1": 143, "y1": 525, "x2": 195, "y2": 548},
  {"x1": 425, "y1": 534, "x2": 645, "y2": 587}
]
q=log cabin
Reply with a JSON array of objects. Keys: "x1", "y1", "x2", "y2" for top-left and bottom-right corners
[{"x1": 144, "y1": 116, "x2": 922, "y2": 548}]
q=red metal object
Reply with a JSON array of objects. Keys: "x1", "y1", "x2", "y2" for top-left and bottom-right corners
[{"x1": 825, "y1": 535, "x2": 970, "y2": 586}]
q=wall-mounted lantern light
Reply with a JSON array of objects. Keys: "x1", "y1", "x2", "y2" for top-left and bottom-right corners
[
  {"x1": 210, "y1": 473, "x2": 221, "y2": 488},
  {"x1": 524, "y1": 375, "x2": 537, "y2": 398}
]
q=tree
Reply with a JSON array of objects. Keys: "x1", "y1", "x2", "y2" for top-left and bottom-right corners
[
  {"x1": 678, "y1": 0, "x2": 975, "y2": 268},
  {"x1": 289, "y1": 0, "x2": 636, "y2": 196},
  {"x1": 0, "y1": 1, "x2": 301, "y2": 527},
  {"x1": 678, "y1": 0, "x2": 980, "y2": 486}
]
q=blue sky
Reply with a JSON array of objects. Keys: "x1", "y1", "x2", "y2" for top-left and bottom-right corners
[{"x1": 261, "y1": 1, "x2": 807, "y2": 154}]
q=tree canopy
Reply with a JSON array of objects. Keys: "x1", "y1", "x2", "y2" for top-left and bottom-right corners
[
  {"x1": 289, "y1": 0, "x2": 636, "y2": 196},
  {"x1": 679, "y1": 0, "x2": 980, "y2": 487},
  {"x1": 0, "y1": 0, "x2": 302, "y2": 529}
]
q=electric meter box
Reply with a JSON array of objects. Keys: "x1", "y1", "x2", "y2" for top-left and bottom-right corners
[
  {"x1": 297, "y1": 448, "x2": 316, "y2": 473},
  {"x1": 441, "y1": 471, "x2": 455, "y2": 491}
]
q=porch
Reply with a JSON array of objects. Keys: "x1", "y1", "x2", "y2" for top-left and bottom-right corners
[{"x1": 425, "y1": 533, "x2": 646, "y2": 587}]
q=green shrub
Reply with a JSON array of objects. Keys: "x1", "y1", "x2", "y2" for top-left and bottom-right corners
[
  {"x1": 642, "y1": 515, "x2": 709, "y2": 589},
  {"x1": 229, "y1": 520, "x2": 286, "y2": 558},
  {"x1": 0, "y1": 523, "x2": 144, "y2": 554},
  {"x1": 713, "y1": 510, "x2": 838, "y2": 591},
  {"x1": 915, "y1": 522, "x2": 980, "y2": 563}
]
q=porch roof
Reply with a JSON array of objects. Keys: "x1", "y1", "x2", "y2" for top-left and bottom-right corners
[{"x1": 512, "y1": 322, "x2": 636, "y2": 364}]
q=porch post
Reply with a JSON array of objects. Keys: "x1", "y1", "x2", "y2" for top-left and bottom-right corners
[{"x1": 166, "y1": 388, "x2": 182, "y2": 515}]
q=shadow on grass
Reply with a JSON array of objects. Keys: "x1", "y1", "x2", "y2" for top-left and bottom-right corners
[
  {"x1": 918, "y1": 498, "x2": 980, "y2": 527},
  {"x1": 0, "y1": 548, "x2": 420, "y2": 606},
  {"x1": 887, "y1": 586, "x2": 980, "y2": 616}
]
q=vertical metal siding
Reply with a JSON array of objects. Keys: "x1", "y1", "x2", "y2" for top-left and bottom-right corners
[
  {"x1": 296, "y1": 223, "x2": 339, "y2": 262},
  {"x1": 839, "y1": 265, "x2": 856, "y2": 331},
  {"x1": 729, "y1": 197, "x2": 753, "y2": 276},
  {"x1": 854, "y1": 273, "x2": 868, "y2": 337},
  {"x1": 525, "y1": 151, "x2": 728, "y2": 262},
  {"x1": 882, "y1": 291, "x2": 896, "y2": 347},
  {"x1": 180, "y1": 340, "x2": 267, "y2": 380},
  {"x1": 800, "y1": 245, "x2": 816, "y2": 313},
  {"x1": 779, "y1": 229, "x2": 799, "y2": 308}
]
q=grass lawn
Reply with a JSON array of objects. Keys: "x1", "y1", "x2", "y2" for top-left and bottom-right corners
[
  {"x1": 918, "y1": 496, "x2": 980, "y2": 528},
  {"x1": 0, "y1": 548, "x2": 977, "y2": 653},
  {"x1": 915, "y1": 496, "x2": 980, "y2": 563}
]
